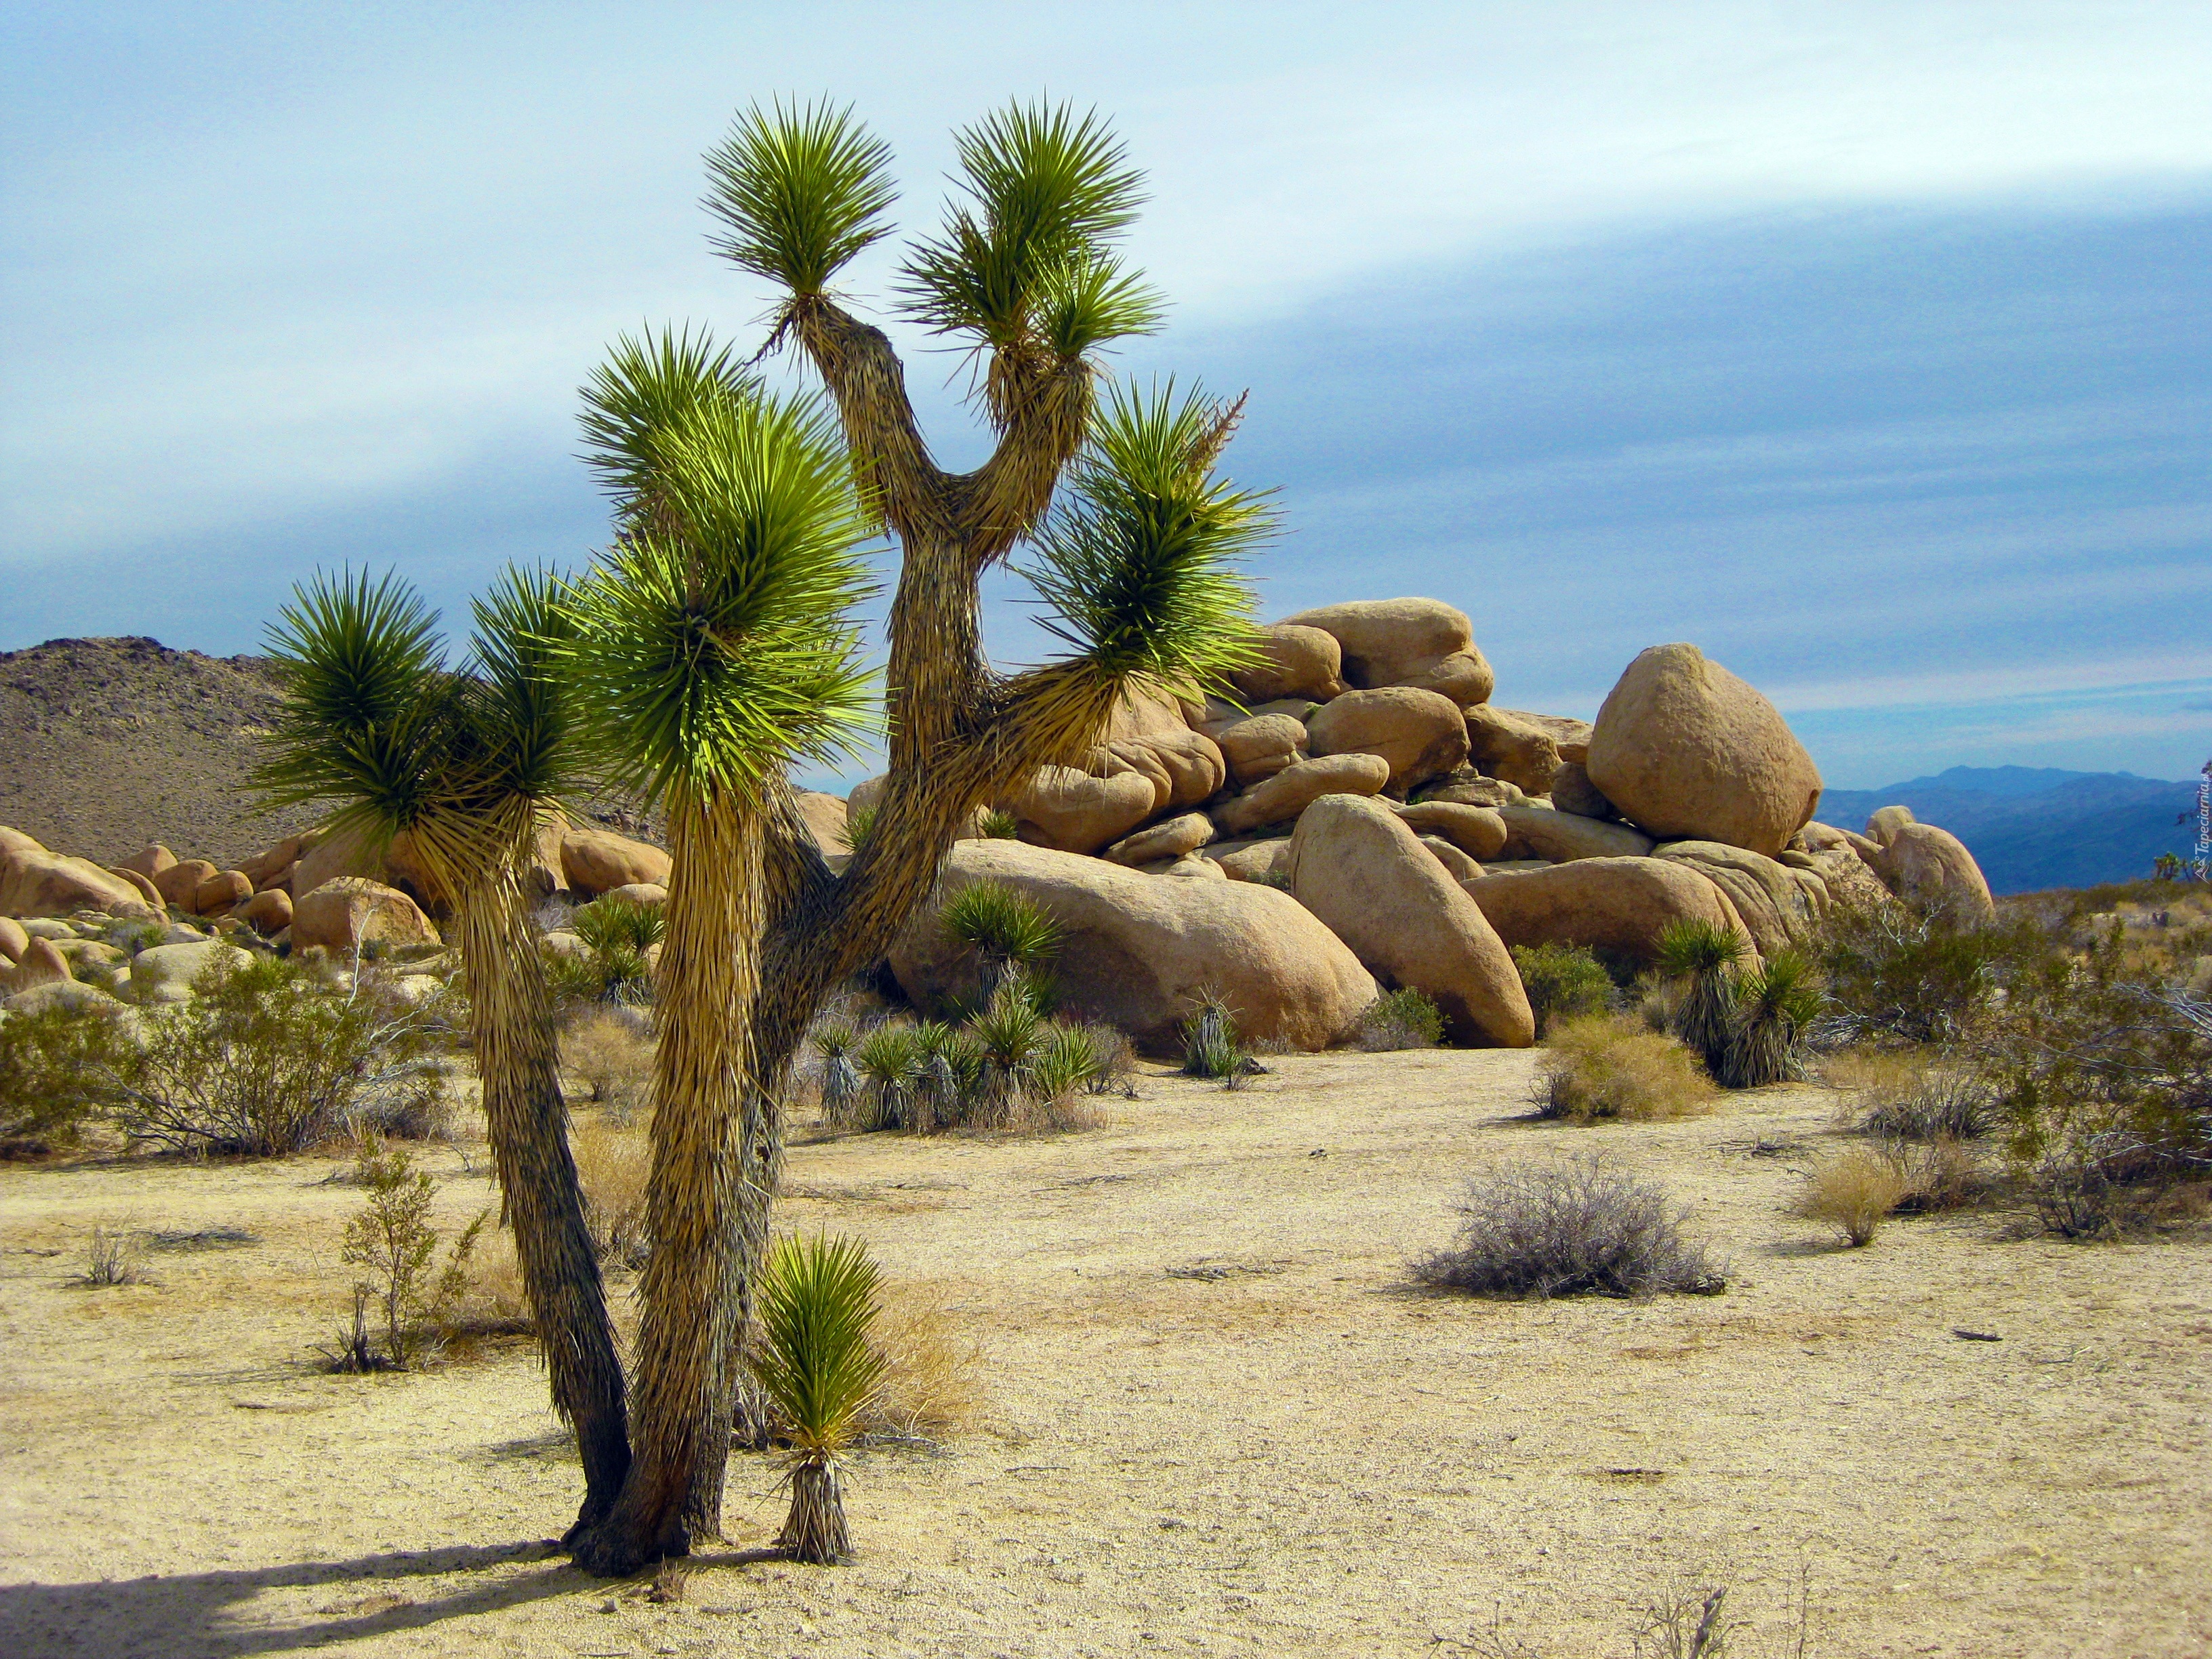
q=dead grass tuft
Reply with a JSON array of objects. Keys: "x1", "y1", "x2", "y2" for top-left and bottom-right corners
[
  {"x1": 1536, "y1": 1015, "x2": 1718, "y2": 1124},
  {"x1": 571, "y1": 1116, "x2": 651, "y2": 1270},
  {"x1": 1795, "y1": 1146, "x2": 1908, "y2": 1246},
  {"x1": 561, "y1": 1009, "x2": 655, "y2": 1122},
  {"x1": 81, "y1": 1225, "x2": 149, "y2": 1287},
  {"x1": 864, "y1": 1279, "x2": 985, "y2": 1443}
]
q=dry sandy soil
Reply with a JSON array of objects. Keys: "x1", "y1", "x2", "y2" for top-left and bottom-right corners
[{"x1": 1, "y1": 1049, "x2": 2205, "y2": 1658}]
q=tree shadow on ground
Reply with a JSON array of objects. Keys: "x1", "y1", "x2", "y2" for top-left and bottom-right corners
[{"x1": 0, "y1": 1540, "x2": 583, "y2": 1659}]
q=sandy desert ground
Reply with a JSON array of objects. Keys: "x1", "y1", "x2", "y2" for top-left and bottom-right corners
[{"x1": 1, "y1": 1048, "x2": 2206, "y2": 1658}]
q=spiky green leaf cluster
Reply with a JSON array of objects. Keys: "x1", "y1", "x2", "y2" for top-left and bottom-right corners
[
  {"x1": 567, "y1": 335, "x2": 878, "y2": 806},
  {"x1": 897, "y1": 102, "x2": 1163, "y2": 398},
  {"x1": 750, "y1": 1232, "x2": 888, "y2": 1458},
  {"x1": 703, "y1": 99, "x2": 897, "y2": 295},
  {"x1": 1655, "y1": 920, "x2": 1750, "y2": 977},
  {"x1": 1023, "y1": 379, "x2": 1268, "y2": 691},
  {"x1": 939, "y1": 880, "x2": 1061, "y2": 967}
]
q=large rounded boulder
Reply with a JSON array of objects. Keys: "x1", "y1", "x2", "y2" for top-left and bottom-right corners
[
  {"x1": 1462, "y1": 857, "x2": 1754, "y2": 965},
  {"x1": 1463, "y1": 705, "x2": 1563, "y2": 796},
  {"x1": 1006, "y1": 766, "x2": 1159, "y2": 855},
  {"x1": 1281, "y1": 599, "x2": 1495, "y2": 707},
  {"x1": 1306, "y1": 687, "x2": 1471, "y2": 792},
  {"x1": 560, "y1": 827, "x2": 674, "y2": 899},
  {"x1": 1868, "y1": 822, "x2": 1996, "y2": 923},
  {"x1": 1584, "y1": 644, "x2": 1822, "y2": 858},
  {"x1": 0, "y1": 829, "x2": 159, "y2": 921},
  {"x1": 1211, "y1": 752, "x2": 1390, "y2": 837},
  {"x1": 1288, "y1": 796, "x2": 1533, "y2": 1046},
  {"x1": 1652, "y1": 840, "x2": 1827, "y2": 954},
  {"x1": 1229, "y1": 623, "x2": 1348, "y2": 704},
  {"x1": 889, "y1": 840, "x2": 1376, "y2": 1054},
  {"x1": 291, "y1": 878, "x2": 442, "y2": 956}
]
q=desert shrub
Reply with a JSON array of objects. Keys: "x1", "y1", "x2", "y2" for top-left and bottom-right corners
[
  {"x1": 1249, "y1": 867, "x2": 1292, "y2": 892},
  {"x1": 1010, "y1": 1023, "x2": 1107, "y2": 1132},
  {"x1": 977, "y1": 807, "x2": 1021, "y2": 840},
  {"x1": 1794, "y1": 1145, "x2": 1906, "y2": 1246},
  {"x1": 112, "y1": 956, "x2": 445, "y2": 1156},
  {"x1": 811, "y1": 1020, "x2": 864, "y2": 1126},
  {"x1": 1181, "y1": 990, "x2": 1250, "y2": 1083},
  {"x1": 571, "y1": 1116, "x2": 651, "y2": 1269},
  {"x1": 1654, "y1": 920, "x2": 1748, "y2": 1073},
  {"x1": 331, "y1": 1141, "x2": 487, "y2": 1370},
  {"x1": 1847, "y1": 1052, "x2": 1996, "y2": 1141},
  {"x1": 940, "y1": 880, "x2": 1061, "y2": 1006},
  {"x1": 1076, "y1": 1021, "x2": 1137, "y2": 1096},
  {"x1": 864, "y1": 1279, "x2": 983, "y2": 1442},
  {"x1": 852, "y1": 1022, "x2": 920, "y2": 1131},
  {"x1": 908, "y1": 1020, "x2": 982, "y2": 1132},
  {"x1": 81, "y1": 1225, "x2": 148, "y2": 1287},
  {"x1": 565, "y1": 895, "x2": 663, "y2": 1006},
  {"x1": 1715, "y1": 949, "x2": 1822, "y2": 1088},
  {"x1": 751, "y1": 1232, "x2": 888, "y2": 1565},
  {"x1": 1359, "y1": 987, "x2": 1446, "y2": 1051},
  {"x1": 0, "y1": 1002, "x2": 124, "y2": 1151},
  {"x1": 1816, "y1": 899, "x2": 2065, "y2": 1045},
  {"x1": 1885, "y1": 1136, "x2": 1990, "y2": 1214},
  {"x1": 1535, "y1": 1015, "x2": 1717, "y2": 1123},
  {"x1": 441, "y1": 1225, "x2": 536, "y2": 1344},
  {"x1": 1415, "y1": 1153, "x2": 1725, "y2": 1298},
  {"x1": 1512, "y1": 943, "x2": 1614, "y2": 1036},
  {"x1": 561, "y1": 1006, "x2": 655, "y2": 1118},
  {"x1": 966, "y1": 985, "x2": 1045, "y2": 1124}
]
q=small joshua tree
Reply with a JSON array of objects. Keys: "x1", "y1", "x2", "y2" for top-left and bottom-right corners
[
  {"x1": 940, "y1": 880, "x2": 1063, "y2": 1008},
  {"x1": 1719, "y1": 949, "x2": 1822, "y2": 1088},
  {"x1": 1654, "y1": 920, "x2": 1748, "y2": 1074},
  {"x1": 751, "y1": 1232, "x2": 888, "y2": 1564},
  {"x1": 811, "y1": 1021, "x2": 863, "y2": 1126}
]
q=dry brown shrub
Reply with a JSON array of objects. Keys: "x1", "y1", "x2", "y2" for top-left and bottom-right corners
[
  {"x1": 1537, "y1": 1015, "x2": 1718, "y2": 1124},
  {"x1": 1795, "y1": 1146, "x2": 1908, "y2": 1246},
  {"x1": 863, "y1": 1279, "x2": 983, "y2": 1442},
  {"x1": 434, "y1": 1227, "x2": 536, "y2": 1355},
  {"x1": 560, "y1": 1009, "x2": 654, "y2": 1120},
  {"x1": 571, "y1": 1117, "x2": 651, "y2": 1269},
  {"x1": 1887, "y1": 1136, "x2": 1992, "y2": 1214}
]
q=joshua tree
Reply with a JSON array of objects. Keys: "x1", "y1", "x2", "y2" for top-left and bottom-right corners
[
  {"x1": 561, "y1": 96, "x2": 1267, "y2": 1572},
  {"x1": 1719, "y1": 949, "x2": 1822, "y2": 1088},
  {"x1": 256, "y1": 570, "x2": 630, "y2": 1533},
  {"x1": 939, "y1": 878, "x2": 1063, "y2": 1006},
  {"x1": 1655, "y1": 919, "x2": 1750, "y2": 1075}
]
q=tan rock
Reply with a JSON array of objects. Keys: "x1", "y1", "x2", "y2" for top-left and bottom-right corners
[
  {"x1": 1868, "y1": 823, "x2": 1996, "y2": 922},
  {"x1": 1006, "y1": 766, "x2": 1158, "y2": 855},
  {"x1": 152, "y1": 858, "x2": 220, "y2": 908},
  {"x1": 1584, "y1": 643, "x2": 1823, "y2": 857},
  {"x1": 1865, "y1": 805, "x2": 1916, "y2": 846},
  {"x1": 237, "y1": 827, "x2": 327, "y2": 891},
  {"x1": 194, "y1": 871, "x2": 253, "y2": 916},
  {"x1": 4, "y1": 980, "x2": 115, "y2": 1016},
  {"x1": 5, "y1": 937, "x2": 74, "y2": 996},
  {"x1": 1653, "y1": 840, "x2": 1826, "y2": 954},
  {"x1": 290, "y1": 878, "x2": 442, "y2": 956},
  {"x1": 107, "y1": 865, "x2": 165, "y2": 907},
  {"x1": 0, "y1": 830, "x2": 160, "y2": 921},
  {"x1": 1305, "y1": 687, "x2": 1470, "y2": 790},
  {"x1": 1803, "y1": 821, "x2": 1884, "y2": 863},
  {"x1": 1419, "y1": 836, "x2": 1485, "y2": 882},
  {"x1": 560, "y1": 827, "x2": 674, "y2": 898},
  {"x1": 1282, "y1": 598, "x2": 1495, "y2": 706},
  {"x1": 1203, "y1": 838, "x2": 1294, "y2": 884},
  {"x1": 1462, "y1": 856, "x2": 1755, "y2": 965},
  {"x1": 121, "y1": 845, "x2": 178, "y2": 879},
  {"x1": 236, "y1": 888, "x2": 294, "y2": 935},
  {"x1": 1137, "y1": 853, "x2": 1229, "y2": 880},
  {"x1": 1105, "y1": 812, "x2": 1216, "y2": 867},
  {"x1": 1288, "y1": 795, "x2": 1534, "y2": 1046},
  {"x1": 1416, "y1": 773, "x2": 1525, "y2": 809},
  {"x1": 1496, "y1": 802, "x2": 1654, "y2": 863},
  {"x1": 1211, "y1": 752, "x2": 1391, "y2": 836},
  {"x1": 0, "y1": 916, "x2": 26, "y2": 963},
  {"x1": 846, "y1": 775, "x2": 888, "y2": 817},
  {"x1": 131, "y1": 939, "x2": 252, "y2": 1004},
  {"x1": 1463, "y1": 704, "x2": 1562, "y2": 795},
  {"x1": 1212, "y1": 714, "x2": 1308, "y2": 790},
  {"x1": 1549, "y1": 760, "x2": 1617, "y2": 821},
  {"x1": 888, "y1": 839, "x2": 1377, "y2": 1053},
  {"x1": 1229, "y1": 623, "x2": 1347, "y2": 703},
  {"x1": 794, "y1": 790, "x2": 851, "y2": 857},
  {"x1": 1101, "y1": 727, "x2": 1226, "y2": 812},
  {"x1": 1495, "y1": 710, "x2": 1595, "y2": 764},
  {"x1": 1393, "y1": 802, "x2": 1509, "y2": 861},
  {"x1": 599, "y1": 882, "x2": 670, "y2": 907}
]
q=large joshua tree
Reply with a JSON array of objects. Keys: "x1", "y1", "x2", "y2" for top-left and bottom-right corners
[
  {"x1": 562, "y1": 98, "x2": 1268, "y2": 1572},
  {"x1": 256, "y1": 569, "x2": 630, "y2": 1534}
]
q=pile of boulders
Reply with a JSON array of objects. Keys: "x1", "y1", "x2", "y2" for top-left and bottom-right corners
[{"x1": 3, "y1": 597, "x2": 1997, "y2": 1046}]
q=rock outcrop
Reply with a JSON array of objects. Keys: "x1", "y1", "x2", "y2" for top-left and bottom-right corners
[
  {"x1": 0, "y1": 829, "x2": 158, "y2": 920},
  {"x1": 1305, "y1": 687, "x2": 1471, "y2": 791},
  {"x1": 1229, "y1": 623, "x2": 1348, "y2": 704},
  {"x1": 1282, "y1": 599, "x2": 1495, "y2": 708},
  {"x1": 291, "y1": 878, "x2": 442, "y2": 956},
  {"x1": 1462, "y1": 857, "x2": 1753, "y2": 964},
  {"x1": 1211, "y1": 752, "x2": 1391, "y2": 836}
]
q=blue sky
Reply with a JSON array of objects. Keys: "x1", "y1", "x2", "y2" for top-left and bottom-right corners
[{"x1": 3, "y1": 2, "x2": 2208, "y2": 789}]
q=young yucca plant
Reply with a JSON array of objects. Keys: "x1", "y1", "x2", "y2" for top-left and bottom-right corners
[
  {"x1": 811, "y1": 1021, "x2": 863, "y2": 1127},
  {"x1": 851, "y1": 1023, "x2": 920, "y2": 1130},
  {"x1": 967, "y1": 982, "x2": 1045, "y2": 1125},
  {"x1": 1028, "y1": 1022, "x2": 1104, "y2": 1105},
  {"x1": 1654, "y1": 920, "x2": 1749, "y2": 1074},
  {"x1": 571, "y1": 896, "x2": 667, "y2": 954},
  {"x1": 977, "y1": 807, "x2": 1021, "y2": 840},
  {"x1": 844, "y1": 804, "x2": 878, "y2": 853},
  {"x1": 750, "y1": 1232, "x2": 888, "y2": 1565},
  {"x1": 907, "y1": 1020, "x2": 965, "y2": 1134},
  {"x1": 1181, "y1": 991, "x2": 1248, "y2": 1083},
  {"x1": 1719, "y1": 949, "x2": 1823, "y2": 1089},
  {"x1": 940, "y1": 880, "x2": 1062, "y2": 1006}
]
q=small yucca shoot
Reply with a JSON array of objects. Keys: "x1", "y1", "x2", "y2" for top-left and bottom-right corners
[
  {"x1": 1028, "y1": 1022, "x2": 1103, "y2": 1105},
  {"x1": 851, "y1": 1024, "x2": 920, "y2": 1131},
  {"x1": 1180, "y1": 991, "x2": 1246, "y2": 1082},
  {"x1": 941, "y1": 880, "x2": 1061, "y2": 1004},
  {"x1": 968, "y1": 983, "x2": 1045, "y2": 1125},
  {"x1": 1654, "y1": 919, "x2": 1748, "y2": 1073},
  {"x1": 751, "y1": 1232, "x2": 888, "y2": 1565},
  {"x1": 813, "y1": 1021, "x2": 862, "y2": 1126},
  {"x1": 978, "y1": 807, "x2": 1021, "y2": 839},
  {"x1": 910, "y1": 1019, "x2": 976, "y2": 1134},
  {"x1": 1720, "y1": 949, "x2": 1823, "y2": 1088}
]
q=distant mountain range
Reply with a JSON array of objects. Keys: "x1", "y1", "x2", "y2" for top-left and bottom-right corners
[{"x1": 1815, "y1": 766, "x2": 2204, "y2": 895}]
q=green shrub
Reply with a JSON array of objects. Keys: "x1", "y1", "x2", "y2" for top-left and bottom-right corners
[
  {"x1": 1359, "y1": 987, "x2": 1446, "y2": 1050},
  {"x1": 851, "y1": 1023, "x2": 920, "y2": 1131},
  {"x1": 1180, "y1": 991, "x2": 1249, "y2": 1084},
  {"x1": 1511, "y1": 943, "x2": 1613, "y2": 1036},
  {"x1": 109, "y1": 955, "x2": 447, "y2": 1155},
  {"x1": 1536, "y1": 1015, "x2": 1717, "y2": 1123},
  {"x1": 561, "y1": 896, "x2": 663, "y2": 1006},
  {"x1": 977, "y1": 807, "x2": 1021, "y2": 840},
  {"x1": 845, "y1": 804, "x2": 878, "y2": 852},
  {"x1": 331, "y1": 1140, "x2": 487, "y2": 1370},
  {"x1": 1816, "y1": 900, "x2": 2063, "y2": 1045},
  {"x1": 0, "y1": 1002, "x2": 123, "y2": 1151}
]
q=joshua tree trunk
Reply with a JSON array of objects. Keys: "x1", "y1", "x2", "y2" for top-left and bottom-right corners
[
  {"x1": 572, "y1": 788, "x2": 762, "y2": 1573},
  {"x1": 450, "y1": 861, "x2": 631, "y2": 1535}
]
